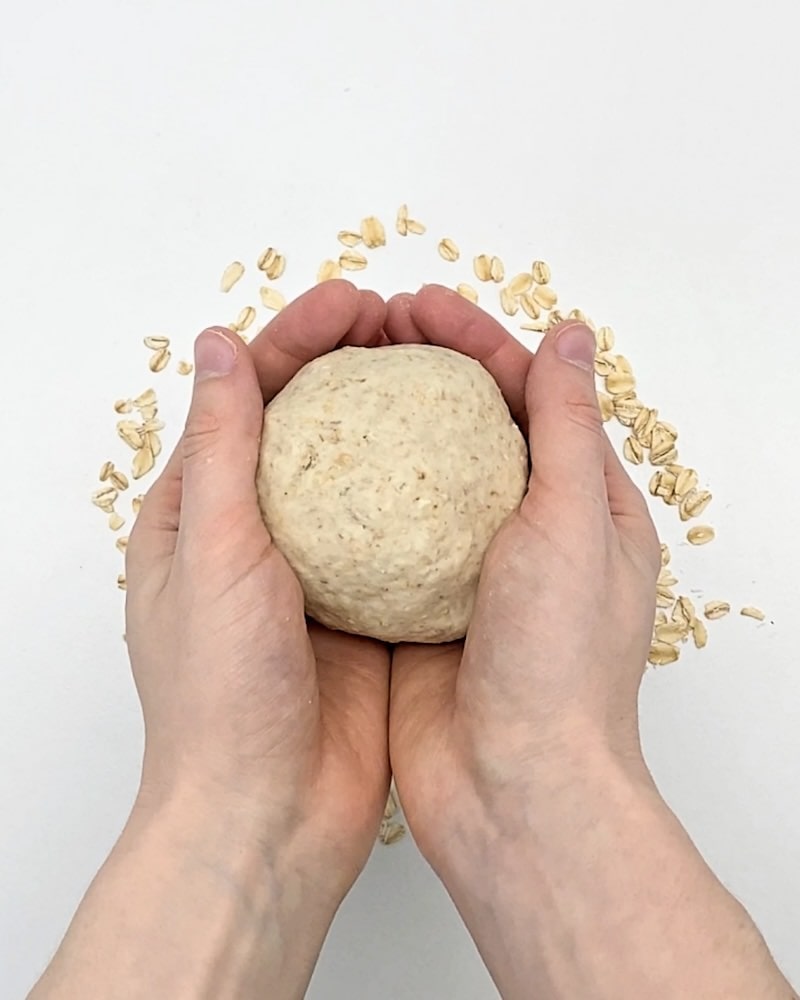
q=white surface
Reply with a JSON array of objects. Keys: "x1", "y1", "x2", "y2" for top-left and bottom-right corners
[{"x1": 1, "y1": 0, "x2": 799, "y2": 996}]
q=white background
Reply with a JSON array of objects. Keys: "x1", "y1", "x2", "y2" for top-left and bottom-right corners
[{"x1": 2, "y1": 0, "x2": 799, "y2": 996}]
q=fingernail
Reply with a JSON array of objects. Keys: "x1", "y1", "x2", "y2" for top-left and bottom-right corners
[
  {"x1": 195, "y1": 328, "x2": 237, "y2": 380},
  {"x1": 555, "y1": 323, "x2": 595, "y2": 372}
]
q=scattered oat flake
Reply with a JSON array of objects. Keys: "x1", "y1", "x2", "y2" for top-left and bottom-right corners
[
  {"x1": 339, "y1": 250, "x2": 368, "y2": 271},
  {"x1": 704, "y1": 601, "x2": 730, "y2": 620},
  {"x1": 692, "y1": 619, "x2": 708, "y2": 649},
  {"x1": 489, "y1": 256, "x2": 505, "y2": 283},
  {"x1": 91, "y1": 486, "x2": 118, "y2": 510},
  {"x1": 520, "y1": 292, "x2": 541, "y2": 320},
  {"x1": 740, "y1": 606, "x2": 766, "y2": 621},
  {"x1": 235, "y1": 305, "x2": 256, "y2": 332},
  {"x1": 257, "y1": 247, "x2": 277, "y2": 271},
  {"x1": 648, "y1": 642, "x2": 680, "y2": 666},
  {"x1": 500, "y1": 286, "x2": 519, "y2": 316},
  {"x1": 260, "y1": 286, "x2": 287, "y2": 311},
  {"x1": 473, "y1": 254, "x2": 492, "y2": 282},
  {"x1": 675, "y1": 467, "x2": 698, "y2": 498},
  {"x1": 117, "y1": 420, "x2": 143, "y2": 451},
  {"x1": 395, "y1": 205, "x2": 409, "y2": 237},
  {"x1": 406, "y1": 218, "x2": 426, "y2": 235},
  {"x1": 132, "y1": 443, "x2": 155, "y2": 480},
  {"x1": 597, "y1": 392, "x2": 615, "y2": 422},
  {"x1": 437, "y1": 238, "x2": 460, "y2": 262},
  {"x1": 109, "y1": 470, "x2": 129, "y2": 491},
  {"x1": 114, "y1": 399, "x2": 132, "y2": 415},
  {"x1": 108, "y1": 512, "x2": 125, "y2": 531},
  {"x1": 132, "y1": 495, "x2": 144, "y2": 515},
  {"x1": 520, "y1": 320, "x2": 549, "y2": 332},
  {"x1": 116, "y1": 536, "x2": 129, "y2": 553},
  {"x1": 220, "y1": 261, "x2": 245, "y2": 293},
  {"x1": 456, "y1": 283, "x2": 478, "y2": 304},
  {"x1": 509, "y1": 272, "x2": 533, "y2": 296},
  {"x1": 133, "y1": 389, "x2": 156, "y2": 408},
  {"x1": 264, "y1": 253, "x2": 286, "y2": 280},
  {"x1": 680, "y1": 489, "x2": 712, "y2": 521},
  {"x1": 614, "y1": 397, "x2": 642, "y2": 426},
  {"x1": 384, "y1": 787, "x2": 399, "y2": 821},
  {"x1": 117, "y1": 573, "x2": 127, "y2": 591},
  {"x1": 360, "y1": 216, "x2": 386, "y2": 249},
  {"x1": 594, "y1": 353, "x2": 615, "y2": 377},
  {"x1": 380, "y1": 822, "x2": 406, "y2": 846},
  {"x1": 143, "y1": 335, "x2": 169, "y2": 351},
  {"x1": 337, "y1": 230, "x2": 362, "y2": 248},
  {"x1": 317, "y1": 259, "x2": 342, "y2": 283},
  {"x1": 596, "y1": 325, "x2": 615, "y2": 352},
  {"x1": 687, "y1": 524, "x2": 715, "y2": 546},
  {"x1": 655, "y1": 622, "x2": 686, "y2": 645},
  {"x1": 606, "y1": 371, "x2": 636, "y2": 396},
  {"x1": 148, "y1": 347, "x2": 171, "y2": 373},
  {"x1": 623, "y1": 436, "x2": 644, "y2": 465},
  {"x1": 177, "y1": 360, "x2": 193, "y2": 376},
  {"x1": 531, "y1": 260, "x2": 551, "y2": 285},
  {"x1": 532, "y1": 285, "x2": 558, "y2": 310},
  {"x1": 99, "y1": 461, "x2": 114, "y2": 482}
]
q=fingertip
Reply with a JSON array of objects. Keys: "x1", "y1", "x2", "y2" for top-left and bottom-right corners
[
  {"x1": 340, "y1": 289, "x2": 388, "y2": 346},
  {"x1": 385, "y1": 292, "x2": 426, "y2": 343},
  {"x1": 194, "y1": 327, "x2": 239, "y2": 381}
]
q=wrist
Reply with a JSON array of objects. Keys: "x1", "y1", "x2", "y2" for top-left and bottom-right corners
[
  {"x1": 428, "y1": 737, "x2": 659, "y2": 886},
  {"x1": 113, "y1": 783, "x2": 340, "y2": 997},
  {"x1": 130, "y1": 776, "x2": 345, "y2": 906},
  {"x1": 34, "y1": 779, "x2": 342, "y2": 1000}
]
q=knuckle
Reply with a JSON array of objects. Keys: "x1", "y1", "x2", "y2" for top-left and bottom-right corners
[
  {"x1": 563, "y1": 393, "x2": 603, "y2": 435},
  {"x1": 182, "y1": 410, "x2": 222, "y2": 462}
]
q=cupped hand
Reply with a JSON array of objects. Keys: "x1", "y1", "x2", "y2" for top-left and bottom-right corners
[
  {"x1": 126, "y1": 281, "x2": 391, "y2": 895},
  {"x1": 384, "y1": 286, "x2": 661, "y2": 864}
]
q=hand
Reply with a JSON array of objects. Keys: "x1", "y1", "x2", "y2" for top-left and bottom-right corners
[
  {"x1": 383, "y1": 287, "x2": 792, "y2": 1000},
  {"x1": 384, "y1": 285, "x2": 660, "y2": 854},
  {"x1": 128, "y1": 281, "x2": 391, "y2": 885},
  {"x1": 32, "y1": 282, "x2": 398, "y2": 1000}
]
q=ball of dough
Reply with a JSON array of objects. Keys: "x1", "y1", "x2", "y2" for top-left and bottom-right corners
[{"x1": 256, "y1": 344, "x2": 528, "y2": 643}]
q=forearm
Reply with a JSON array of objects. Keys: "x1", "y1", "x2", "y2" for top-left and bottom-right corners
[
  {"x1": 436, "y1": 751, "x2": 793, "y2": 1000},
  {"x1": 30, "y1": 790, "x2": 340, "y2": 1000}
]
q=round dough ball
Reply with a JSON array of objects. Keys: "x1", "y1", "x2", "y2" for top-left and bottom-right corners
[{"x1": 256, "y1": 344, "x2": 528, "y2": 643}]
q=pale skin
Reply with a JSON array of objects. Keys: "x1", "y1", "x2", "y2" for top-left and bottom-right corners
[{"x1": 30, "y1": 282, "x2": 794, "y2": 999}]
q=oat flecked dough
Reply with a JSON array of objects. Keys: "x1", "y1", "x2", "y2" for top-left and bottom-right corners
[{"x1": 256, "y1": 344, "x2": 529, "y2": 643}]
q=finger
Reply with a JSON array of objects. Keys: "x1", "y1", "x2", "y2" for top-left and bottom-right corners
[
  {"x1": 407, "y1": 285, "x2": 533, "y2": 427},
  {"x1": 523, "y1": 321, "x2": 607, "y2": 509},
  {"x1": 248, "y1": 281, "x2": 362, "y2": 402},
  {"x1": 178, "y1": 326, "x2": 267, "y2": 545},
  {"x1": 125, "y1": 441, "x2": 183, "y2": 582},
  {"x1": 384, "y1": 293, "x2": 427, "y2": 343},
  {"x1": 339, "y1": 289, "x2": 388, "y2": 346}
]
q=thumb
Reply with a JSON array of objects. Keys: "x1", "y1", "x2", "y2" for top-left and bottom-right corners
[
  {"x1": 524, "y1": 321, "x2": 606, "y2": 501},
  {"x1": 179, "y1": 326, "x2": 266, "y2": 543}
]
